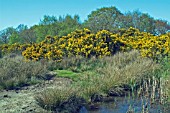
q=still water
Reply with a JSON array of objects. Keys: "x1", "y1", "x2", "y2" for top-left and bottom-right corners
[{"x1": 80, "y1": 96, "x2": 169, "y2": 113}]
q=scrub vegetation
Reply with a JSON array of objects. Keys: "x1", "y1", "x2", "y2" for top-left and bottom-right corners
[{"x1": 0, "y1": 6, "x2": 170, "y2": 113}]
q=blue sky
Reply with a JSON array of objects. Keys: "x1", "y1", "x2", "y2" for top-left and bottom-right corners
[{"x1": 0, "y1": 0, "x2": 170, "y2": 30}]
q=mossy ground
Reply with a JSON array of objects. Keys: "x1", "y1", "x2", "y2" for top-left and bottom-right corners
[{"x1": 55, "y1": 70, "x2": 81, "y2": 81}]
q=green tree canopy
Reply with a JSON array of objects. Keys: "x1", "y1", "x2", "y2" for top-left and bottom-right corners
[
  {"x1": 0, "y1": 27, "x2": 16, "y2": 44},
  {"x1": 84, "y1": 6, "x2": 123, "y2": 33}
]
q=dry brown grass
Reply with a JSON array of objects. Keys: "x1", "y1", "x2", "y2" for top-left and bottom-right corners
[
  {"x1": 0, "y1": 56, "x2": 48, "y2": 90},
  {"x1": 95, "y1": 50, "x2": 159, "y2": 92},
  {"x1": 35, "y1": 87, "x2": 75, "y2": 110}
]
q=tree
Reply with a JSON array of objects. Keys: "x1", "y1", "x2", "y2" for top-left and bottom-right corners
[
  {"x1": 121, "y1": 11, "x2": 155, "y2": 34},
  {"x1": 33, "y1": 25, "x2": 49, "y2": 42},
  {"x1": 154, "y1": 19, "x2": 170, "y2": 35},
  {"x1": 0, "y1": 27, "x2": 16, "y2": 44},
  {"x1": 8, "y1": 24, "x2": 28, "y2": 44},
  {"x1": 8, "y1": 32, "x2": 20, "y2": 44},
  {"x1": 16, "y1": 24, "x2": 28, "y2": 32},
  {"x1": 84, "y1": 6, "x2": 123, "y2": 33},
  {"x1": 39, "y1": 15, "x2": 57, "y2": 25},
  {"x1": 19, "y1": 28, "x2": 36, "y2": 44},
  {"x1": 139, "y1": 13, "x2": 155, "y2": 33},
  {"x1": 57, "y1": 15, "x2": 82, "y2": 36}
]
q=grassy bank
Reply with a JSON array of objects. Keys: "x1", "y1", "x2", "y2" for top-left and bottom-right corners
[
  {"x1": 0, "y1": 50, "x2": 169, "y2": 112},
  {"x1": 35, "y1": 50, "x2": 170, "y2": 112}
]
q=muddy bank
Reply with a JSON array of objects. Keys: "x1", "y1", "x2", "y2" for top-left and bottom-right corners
[
  {"x1": 1, "y1": 78, "x2": 169, "y2": 113},
  {"x1": 0, "y1": 77, "x2": 71, "y2": 113}
]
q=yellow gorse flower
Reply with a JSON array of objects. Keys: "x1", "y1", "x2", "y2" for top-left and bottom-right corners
[{"x1": 1, "y1": 27, "x2": 169, "y2": 61}]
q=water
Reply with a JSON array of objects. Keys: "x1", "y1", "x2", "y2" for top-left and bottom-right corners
[{"x1": 80, "y1": 96, "x2": 168, "y2": 113}]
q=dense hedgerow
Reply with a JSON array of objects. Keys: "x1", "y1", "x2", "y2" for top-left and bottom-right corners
[{"x1": 0, "y1": 27, "x2": 169, "y2": 61}]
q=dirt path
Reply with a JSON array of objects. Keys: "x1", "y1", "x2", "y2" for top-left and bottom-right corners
[{"x1": 0, "y1": 76, "x2": 72, "y2": 113}]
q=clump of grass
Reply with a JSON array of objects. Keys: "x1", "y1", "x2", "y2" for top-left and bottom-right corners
[
  {"x1": 55, "y1": 56, "x2": 83, "y2": 71},
  {"x1": 35, "y1": 88, "x2": 73, "y2": 110},
  {"x1": 76, "y1": 50, "x2": 160, "y2": 100},
  {"x1": 35, "y1": 87, "x2": 86, "y2": 112},
  {"x1": 96, "y1": 50, "x2": 159, "y2": 94},
  {"x1": 126, "y1": 105, "x2": 135, "y2": 113},
  {"x1": 0, "y1": 55, "x2": 48, "y2": 89}
]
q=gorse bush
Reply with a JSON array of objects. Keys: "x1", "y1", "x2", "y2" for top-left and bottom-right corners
[
  {"x1": 21, "y1": 28, "x2": 122, "y2": 61},
  {"x1": 21, "y1": 28, "x2": 170, "y2": 61},
  {"x1": 0, "y1": 27, "x2": 169, "y2": 61},
  {"x1": 117, "y1": 28, "x2": 170, "y2": 60},
  {"x1": 0, "y1": 56, "x2": 48, "y2": 89},
  {"x1": 0, "y1": 43, "x2": 31, "y2": 56},
  {"x1": 22, "y1": 37, "x2": 63, "y2": 61}
]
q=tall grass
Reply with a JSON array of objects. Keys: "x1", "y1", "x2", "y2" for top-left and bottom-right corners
[
  {"x1": 36, "y1": 50, "x2": 160, "y2": 111},
  {"x1": 158, "y1": 57, "x2": 170, "y2": 103},
  {"x1": 126, "y1": 56, "x2": 170, "y2": 112},
  {"x1": 0, "y1": 55, "x2": 48, "y2": 90},
  {"x1": 55, "y1": 56, "x2": 102, "y2": 72}
]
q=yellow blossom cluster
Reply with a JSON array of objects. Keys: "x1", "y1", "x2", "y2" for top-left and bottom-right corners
[
  {"x1": 118, "y1": 27, "x2": 170, "y2": 59},
  {"x1": 59, "y1": 28, "x2": 121, "y2": 58},
  {"x1": 22, "y1": 28, "x2": 121, "y2": 60},
  {"x1": 22, "y1": 36, "x2": 63, "y2": 61},
  {"x1": 1, "y1": 27, "x2": 169, "y2": 61},
  {"x1": 0, "y1": 43, "x2": 30, "y2": 55}
]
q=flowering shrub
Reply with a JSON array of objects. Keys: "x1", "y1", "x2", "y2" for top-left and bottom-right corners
[
  {"x1": 0, "y1": 27, "x2": 169, "y2": 61},
  {"x1": 0, "y1": 43, "x2": 31, "y2": 55},
  {"x1": 22, "y1": 36, "x2": 63, "y2": 61},
  {"x1": 118, "y1": 27, "x2": 170, "y2": 60},
  {"x1": 59, "y1": 29, "x2": 122, "y2": 58},
  {"x1": 22, "y1": 28, "x2": 122, "y2": 61}
]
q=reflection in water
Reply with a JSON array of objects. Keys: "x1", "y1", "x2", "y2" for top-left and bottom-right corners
[{"x1": 80, "y1": 96, "x2": 168, "y2": 113}]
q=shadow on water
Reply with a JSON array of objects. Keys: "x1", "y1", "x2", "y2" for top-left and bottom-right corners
[{"x1": 80, "y1": 96, "x2": 169, "y2": 113}]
